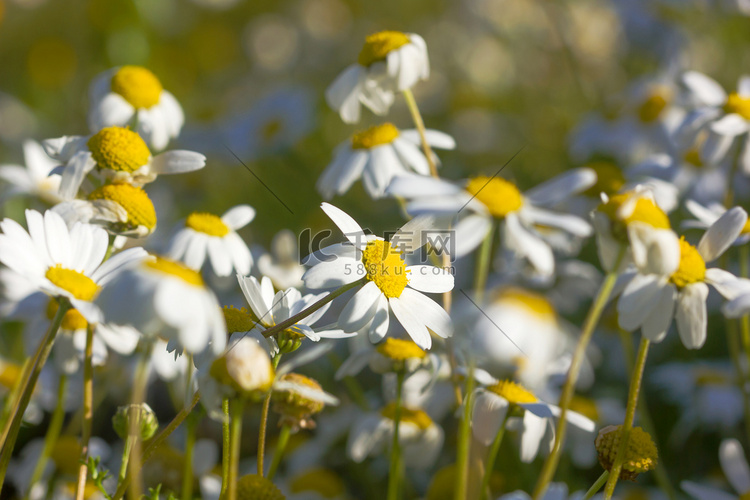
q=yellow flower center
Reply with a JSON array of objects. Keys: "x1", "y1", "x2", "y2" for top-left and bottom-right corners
[
  {"x1": 584, "y1": 161, "x2": 625, "y2": 197},
  {"x1": 351, "y1": 123, "x2": 400, "y2": 149},
  {"x1": 376, "y1": 338, "x2": 426, "y2": 361},
  {"x1": 88, "y1": 182, "x2": 157, "y2": 230},
  {"x1": 236, "y1": 474, "x2": 286, "y2": 500},
  {"x1": 46, "y1": 299, "x2": 88, "y2": 330},
  {"x1": 223, "y1": 305, "x2": 257, "y2": 333},
  {"x1": 596, "y1": 425, "x2": 658, "y2": 480},
  {"x1": 289, "y1": 468, "x2": 345, "y2": 498},
  {"x1": 358, "y1": 30, "x2": 411, "y2": 67},
  {"x1": 380, "y1": 402, "x2": 433, "y2": 430},
  {"x1": 361, "y1": 239, "x2": 409, "y2": 298},
  {"x1": 110, "y1": 66, "x2": 163, "y2": 109},
  {"x1": 186, "y1": 212, "x2": 230, "y2": 237},
  {"x1": 272, "y1": 373, "x2": 326, "y2": 421},
  {"x1": 637, "y1": 92, "x2": 668, "y2": 123},
  {"x1": 51, "y1": 436, "x2": 83, "y2": 476},
  {"x1": 0, "y1": 360, "x2": 22, "y2": 390},
  {"x1": 724, "y1": 92, "x2": 750, "y2": 120},
  {"x1": 45, "y1": 265, "x2": 98, "y2": 301},
  {"x1": 487, "y1": 379, "x2": 537, "y2": 405},
  {"x1": 599, "y1": 193, "x2": 671, "y2": 230},
  {"x1": 494, "y1": 287, "x2": 556, "y2": 320},
  {"x1": 145, "y1": 256, "x2": 205, "y2": 287},
  {"x1": 465, "y1": 176, "x2": 523, "y2": 218},
  {"x1": 684, "y1": 148, "x2": 703, "y2": 168},
  {"x1": 569, "y1": 395, "x2": 600, "y2": 422},
  {"x1": 87, "y1": 126, "x2": 151, "y2": 173},
  {"x1": 669, "y1": 237, "x2": 706, "y2": 288}
]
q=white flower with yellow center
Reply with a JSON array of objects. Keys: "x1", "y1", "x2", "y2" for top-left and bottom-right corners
[
  {"x1": 167, "y1": 205, "x2": 255, "y2": 277},
  {"x1": 683, "y1": 439, "x2": 750, "y2": 500},
  {"x1": 618, "y1": 206, "x2": 750, "y2": 349},
  {"x1": 326, "y1": 30, "x2": 429, "y2": 123},
  {"x1": 471, "y1": 379, "x2": 595, "y2": 463},
  {"x1": 0, "y1": 209, "x2": 147, "y2": 324},
  {"x1": 387, "y1": 169, "x2": 595, "y2": 277},
  {"x1": 88, "y1": 66, "x2": 184, "y2": 150},
  {"x1": 303, "y1": 203, "x2": 454, "y2": 350},
  {"x1": 0, "y1": 140, "x2": 62, "y2": 205},
  {"x1": 95, "y1": 255, "x2": 226, "y2": 356},
  {"x1": 335, "y1": 337, "x2": 435, "y2": 379},
  {"x1": 317, "y1": 122, "x2": 455, "y2": 200},
  {"x1": 257, "y1": 229, "x2": 305, "y2": 290},
  {"x1": 43, "y1": 125, "x2": 205, "y2": 199}
]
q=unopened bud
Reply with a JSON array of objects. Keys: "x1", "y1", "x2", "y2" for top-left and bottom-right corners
[
  {"x1": 210, "y1": 337, "x2": 274, "y2": 397},
  {"x1": 595, "y1": 425, "x2": 658, "y2": 480},
  {"x1": 112, "y1": 403, "x2": 159, "y2": 440},
  {"x1": 272, "y1": 373, "x2": 326, "y2": 430},
  {"x1": 237, "y1": 473, "x2": 285, "y2": 500}
]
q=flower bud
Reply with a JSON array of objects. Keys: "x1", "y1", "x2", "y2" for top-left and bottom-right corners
[
  {"x1": 272, "y1": 373, "x2": 326, "y2": 430},
  {"x1": 112, "y1": 403, "x2": 159, "y2": 440},
  {"x1": 236, "y1": 473, "x2": 285, "y2": 500},
  {"x1": 595, "y1": 425, "x2": 658, "y2": 480},
  {"x1": 210, "y1": 337, "x2": 274, "y2": 397}
]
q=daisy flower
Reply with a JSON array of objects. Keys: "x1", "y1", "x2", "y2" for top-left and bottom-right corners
[
  {"x1": 387, "y1": 169, "x2": 595, "y2": 277},
  {"x1": 471, "y1": 379, "x2": 595, "y2": 463},
  {"x1": 0, "y1": 140, "x2": 62, "y2": 205},
  {"x1": 43, "y1": 125, "x2": 205, "y2": 199},
  {"x1": 326, "y1": 31, "x2": 429, "y2": 123},
  {"x1": 88, "y1": 66, "x2": 184, "y2": 150},
  {"x1": 302, "y1": 203, "x2": 454, "y2": 349},
  {"x1": 257, "y1": 229, "x2": 305, "y2": 290},
  {"x1": 317, "y1": 123, "x2": 455, "y2": 199},
  {"x1": 95, "y1": 254, "x2": 226, "y2": 356},
  {"x1": 0, "y1": 209, "x2": 147, "y2": 324},
  {"x1": 335, "y1": 337, "x2": 436, "y2": 379},
  {"x1": 683, "y1": 439, "x2": 750, "y2": 500},
  {"x1": 167, "y1": 205, "x2": 255, "y2": 277},
  {"x1": 617, "y1": 206, "x2": 750, "y2": 348}
]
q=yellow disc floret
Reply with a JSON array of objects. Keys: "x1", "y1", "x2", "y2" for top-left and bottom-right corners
[
  {"x1": 598, "y1": 193, "x2": 671, "y2": 243},
  {"x1": 495, "y1": 287, "x2": 556, "y2": 321},
  {"x1": 223, "y1": 305, "x2": 257, "y2": 333},
  {"x1": 466, "y1": 176, "x2": 523, "y2": 218},
  {"x1": 88, "y1": 182, "x2": 157, "y2": 231},
  {"x1": 45, "y1": 265, "x2": 98, "y2": 301},
  {"x1": 596, "y1": 425, "x2": 658, "y2": 480},
  {"x1": 358, "y1": 31, "x2": 411, "y2": 67},
  {"x1": 669, "y1": 237, "x2": 706, "y2": 288},
  {"x1": 584, "y1": 161, "x2": 626, "y2": 197},
  {"x1": 186, "y1": 212, "x2": 230, "y2": 237},
  {"x1": 46, "y1": 299, "x2": 88, "y2": 330},
  {"x1": 376, "y1": 338, "x2": 426, "y2": 361},
  {"x1": 725, "y1": 92, "x2": 750, "y2": 121},
  {"x1": 289, "y1": 468, "x2": 345, "y2": 498},
  {"x1": 236, "y1": 473, "x2": 286, "y2": 500},
  {"x1": 638, "y1": 92, "x2": 668, "y2": 123},
  {"x1": 381, "y1": 402, "x2": 433, "y2": 430},
  {"x1": 487, "y1": 379, "x2": 537, "y2": 405},
  {"x1": 110, "y1": 66, "x2": 163, "y2": 109},
  {"x1": 272, "y1": 373, "x2": 326, "y2": 427},
  {"x1": 145, "y1": 256, "x2": 204, "y2": 287},
  {"x1": 87, "y1": 127, "x2": 151, "y2": 173},
  {"x1": 351, "y1": 123, "x2": 400, "y2": 149},
  {"x1": 361, "y1": 239, "x2": 409, "y2": 298}
]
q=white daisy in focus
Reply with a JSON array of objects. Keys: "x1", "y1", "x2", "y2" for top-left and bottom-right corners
[
  {"x1": 387, "y1": 169, "x2": 595, "y2": 278},
  {"x1": 617, "y1": 206, "x2": 750, "y2": 349},
  {"x1": 683, "y1": 439, "x2": 750, "y2": 500},
  {"x1": 258, "y1": 229, "x2": 305, "y2": 290},
  {"x1": 96, "y1": 255, "x2": 226, "y2": 356},
  {"x1": 471, "y1": 379, "x2": 595, "y2": 463},
  {"x1": 317, "y1": 123, "x2": 454, "y2": 200},
  {"x1": 303, "y1": 203, "x2": 454, "y2": 349},
  {"x1": 0, "y1": 140, "x2": 62, "y2": 204},
  {"x1": 167, "y1": 205, "x2": 255, "y2": 277},
  {"x1": 88, "y1": 66, "x2": 184, "y2": 151},
  {"x1": 43, "y1": 126, "x2": 205, "y2": 199},
  {"x1": 326, "y1": 30, "x2": 429, "y2": 123}
]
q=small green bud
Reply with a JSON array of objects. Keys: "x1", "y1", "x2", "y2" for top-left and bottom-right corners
[{"x1": 113, "y1": 403, "x2": 159, "y2": 440}]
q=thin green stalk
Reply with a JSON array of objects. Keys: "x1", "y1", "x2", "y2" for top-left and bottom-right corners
[
  {"x1": 0, "y1": 299, "x2": 70, "y2": 488},
  {"x1": 181, "y1": 356, "x2": 196, "y2": 500},
  {"x1": 386, "y1": 370, "x2": 406, "y2": 500},
  {"x1": 126, "y1": 346, "x2": 151, "y2": 500},
  {"x1": 402, "y1": 88, "x2": 438, "y2": 177},
  {"x1": 26, "y1": 374, "x2": 68, "y2": 498},
  {"x1": 454, "y1": 364, "x2": 475, "y2": 500},
  {"x1": 583, "y1": 470, "x2": 609, "y2": 500},
  {"x1": 532, "y1": 247, "x2": 625, "y2": 499},
  {"x1": 257, "y1": 353, "x2": 281, "y2": 477},
  {"x1": 220, "y1": 397, "x2": 230, "y2": 498},
  {"x1": 474, "y1": 223, "x2": 495, "y2": 304},
  {"x1": 480, "y1": 411, "x2": 510, "y2": 500},
  {"x1": 603, "y1": 337, "x2": 651, "y2": 499},
  {"x1": 266, "y1": 424, "x2": 291, "y2": 481},
  {"x1": 0, "y1": 358, "x2": 31, "y2": 434},
  {"x1": 74, "y1": 325, "x2": 95, "y2": 500},
  {"x1": 228, "y1": 398, "x2": 245, "y2": 500},
  {"x1": 118, "y1": 435, "x2": 136, "y2": 485}
]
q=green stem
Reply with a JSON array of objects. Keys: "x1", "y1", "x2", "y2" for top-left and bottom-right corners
[
  {"x1": 266, "y1": 424, "x2": 291, "y2": 481},
  {"x1": 603, "y1": 337, "x2": 650, "y2": 499},
  {"x1": 532, "y1": 247, "x2": 626, "y2": 499},
  {"x1": 126, "y1": 345, "x2": 151, "y2": 500},
  {"x1": 261, "y1": 279, "x2": 365, "y2": 338},
  {"x1": 118, "y1": 435, "x2": 136, "y2": 486},
  {"x1": 454, "y1": 364, "x2": 475, "y2": 500},
  {"x1": 0, "y1": 299, "x2": 70, "y2": 489},
  {"x1": 26, "y1": 374, "x2": 68, "y2": 499},
  {"x1": 474, "y1": 223, "x2": 495, "y2": 304},
  {"x1": 0, "y1": 358, "x2": 31, "y2": 436},
  {"x1": 583, "y1": 470, "x2": 609, "y2": 500},
  {"x1": 228, "y1": 398, "x2": 245, "y2": 500},
  {"x1": 480, "y1": 411, "x2": 510, "y2": 500},
  {"x1": 386, "y1": 370, "x2": 405, "y2": 500},
  {"x1": 181, "y1": 356, "x2": 196, "y2": 500},
  {"x1": 74, "y1": 325, "x2": 95, "y2": 500},
  {"x1": 402, "y1": 88, "x2": 438, "y2": 177},
  {"x1": 220, "y1": 397, "x2": 230, "y2": 498},
  {"x1": 257, "y1": 353, "x2": 281, "y2": 477}
]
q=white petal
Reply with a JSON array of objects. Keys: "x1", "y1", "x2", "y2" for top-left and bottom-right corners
[
  {"x1": 368, "y1": 295, "x2": 390, "y2": 343},
  {"x1": 698, "y1": 207, "x2": 747, "y2": 262},
  {"x1": 89, "y1": 93, "x2": 135, "y2": 131},
  {"x1": 711, "y1": 114, "x2": 750, "y2": 137},
  {"x1": 524, "y1": 168, "x2": 597, "y2": 207},
  {"x1": 720, "y1": 438, "x2": 750, "y2": 493},
  {"x1": 628, "y1": 224, "x2": 680, "y2": 275},
  {"x1": 325, "y1": 65, "x2": 364, "y2": 124},
  {"x1": 682, "y1": 71, "x2": 727, "y2": 107},
  {"x1": 504, "y1": 214, "x2": 554, "y2": 277},
  {"x1": 519, "y1": 411, "x2": 546, "y2": 463},
  {"x1": 302, "y1": 258, "x2": 364, "y2": 289},
  {"x1": 150, "y1": 150, "x2": 206, "y2": 174},
  {"x1": 389, "y1": 295, "x2": 431, "y2": 349},
  {"x1": 320, "y1": 203, "x2": 367, "y2": 249},
  {"x1": 641, "y1": 284, "x2": 676, "y2": 342},
  {"x1": 618, "y1": 274, "x2": 667, "y2": 331},
  {"x1": 59, "y1": 151, "x2": 95, "y2": 200},
  {"x1": 676, "y1": 283, "x2": 709, "y2": 349},
  {"x1": 453, "y1": 214, "x2": 492, "y2": 258},
  {"x1": 471, "y1": 390, "x2": 508, "y2": 445},
  {"x1": 385, "y1": 173, "x2": 462, "y2": 198},
  {"x1": 706, "y1": 268, "x2": 750, "y2": 300},
  {"x1": 338, "y1": 281, "x2": 381, "y2": 332},
  {"x1": 221, "y1": 205, "x2": 255, "y2": 229},
  {"x1": 406, "y1": 266, "x2": 454, "y2": 293},
  {"x1": 398, "y1": 288, "x2": 452, "y2": 338}
]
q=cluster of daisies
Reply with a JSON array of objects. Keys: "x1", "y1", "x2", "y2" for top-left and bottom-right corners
[{"x1": 0, "y1": 25, "x2": 749, "y2": 500}]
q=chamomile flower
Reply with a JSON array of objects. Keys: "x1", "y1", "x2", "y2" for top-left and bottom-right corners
[
  {"x1": 43, "y1": 126, "x2": 205, "y2": 199},
  {"x1": 335, "y1": 337, "x2": 435, "y2": 379},
  {"x1": 302, "y1": 203, "x2": 454, "y2": 349},
  {"x1": 471, "y1": 379, "x2": 595, "y2": 463},
  {"x1": 326, "y1": 31, "x2": 429, "y2": 123},
  {"x1": 317, "y1": 123, "x2": 455, "y2": 199},
  {"x1": 683, "y1": 439, "x2": 750, "y2": 500},
  {"x1": 387, "y1": 169, "x2": 595, "y2": 278},
  {"x1": 617, "y1": 206, "x2": 749, "y2": 348},
  {"x1": 257, "y1": 229, "x2": 305, "y2": 290},
  {"x1": 167, "y1": 205, "x2": 255, "y2": 277},
  {"x1": 95, "y1": 255, "x2": 226, "y2": 356},
  {"x1": 88, "y1": 66, "x2": 184, "y2": 150},
  {"x1": 0, "y1": 140, "x2": 62, "y2": 204}
]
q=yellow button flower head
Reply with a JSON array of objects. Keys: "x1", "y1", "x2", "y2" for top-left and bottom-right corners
[
  {"x1": 236, "y1": 474, "x2": 286, "y2": 500},
  {"x1": 380, "y1": 402, "x2": 433, "y2": 430},
  {"x1": 272, "y1": 372, "x2": 327, "y2": 429},
  {"x1": 361, "y1": 239, "x2": 409, "y2": 299},
  {"x1": 596, "y1": 425, "x2": 658, "y2": 480},
  {"x1": 110, "y1": 66, "x2": 164, "y2": 109},
  {"x1": 669, "y1": 237, "x2": 706, "y2": 288},
  {"x1": 88, "y1": 182, "x2": 157, "y2": 234},
  {"x1": 358, "y1": 31, "x2": 411, "y2": 67},
  {"x1": 466, "y1": 176, "x2": 523, "y2": 218},
  {"x1": 487, "y1": 380, "x2": 537, "y2": 405},
  {"x1": 223, "y1": 305, "x2": 257, "y2": 333},
  {"x1": 87, "y1": 126, "x2": 151, "y2": 174}
]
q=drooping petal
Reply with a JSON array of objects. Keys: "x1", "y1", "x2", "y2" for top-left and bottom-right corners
[
  {"x1": 698, "y1": 206, "x2": 748, "y2": 262},
  {"x1": 676, "y1": 283, "x2": 709, "y2": 349}
]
